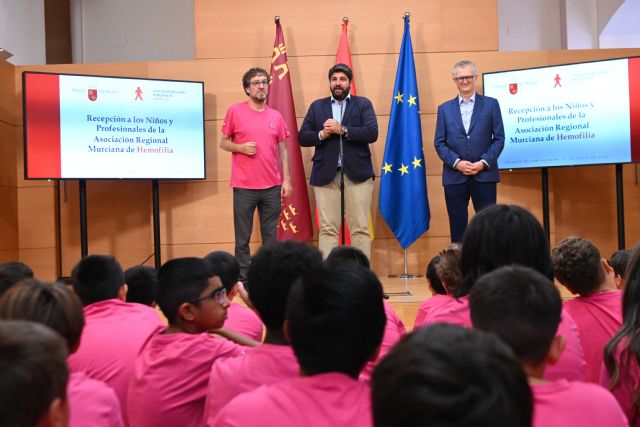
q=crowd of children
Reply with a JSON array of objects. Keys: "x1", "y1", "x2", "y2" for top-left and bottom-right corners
[{"x1": 1, "y1": 203, "x2": 639, "y2": 426}]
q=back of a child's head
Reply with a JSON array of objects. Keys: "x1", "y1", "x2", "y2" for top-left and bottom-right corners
[
  {"x1": 372, "y1": 323, "x2": 532, "y2": 427},
  {"x1": 124, "y1": 265, "x2": 158, "y2": 306},
  {"x1": 0, "y1": 319, "x2": 69, "y2": 427},
  {"x1": 157, "y1": 257, "x2": 214, "y2": 324},
  {"x1": 0, "y1": 280, "x2": 84, "y2": 353},
  {"x1": 286, "y1": 264, "x2": 385, "y2": 378},
  {"x1": 425, "y1": 255, "x2": 446, "y2": 295},
  {"x1": 470, "y1": 265, "x2": 562, "y2": 366},
  {"x1": 204, "y1": 251, "x2": 240, "y2": 293},
  {"x1": 551, "y1": 236, "x2": 604, "y2": 295},
  {"x1": 71, "y1": 254, "x2": 125, "y2": 306},
  {"x1": 610, "y1": 249, "x2": 631, "y2": 280},
  {"x1": 325, "y1": 245, "x2": 371, "y2": 269},
  {"x1": 0, "y1": 261, "x2": 34, "y2": 296},
  {"x1": 247, "y1": 241, "x2": 323, "y2": 330},
  {"x1": 459, "y1": 204, "x2": 552, "y2": 297},
  {"x1": 436, "y1": 243, "x2": 462, "y2": 294}
]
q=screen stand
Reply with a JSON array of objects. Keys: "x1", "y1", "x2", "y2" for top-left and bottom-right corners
[
  {"x1": 152, "y1": 180, "x2": 162, "y2": 270},
  {"x1": 541, "y1": 168, "x2": 550, "y2": 243},
  {"x1": 79, "y1": 180, "x2": 88, "y2": 257},
  {"x1": 616, "y1": 164, "x2": 625, "y2": 250}
]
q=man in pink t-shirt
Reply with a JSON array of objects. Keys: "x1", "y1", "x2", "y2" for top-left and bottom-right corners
[
  {"x1": 211, "y1": 264, "x2": 386, "y2": 427},
  {"x1": 471, "y1": 266, "x2": 626, "y2": 427},
  {"x1": 204, "y1": 251, "x2": 264, "y2": 341},
  {"x1": 205, "y1": 242, "x2": 323, "y2": 423},
  {"x1": 127, "y1": 257, "x2": 253, "y2": 427},
  {"x1": 220, "y1": 67, "x2": 291, "y2": 282},
  {"x1": 552, "y1": 236, "x2": 623, "y2": 382},
  {"x1": 67, "y1": 255, "x2": 164, "y2": 424}
]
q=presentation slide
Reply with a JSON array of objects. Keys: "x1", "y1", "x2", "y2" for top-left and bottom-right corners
[
  {"x1": 23, "y1": 72, "x2": 205, "y2": 179},
  {"x1": 483, "y1": 57, "x2": 640, "y2": 169}
]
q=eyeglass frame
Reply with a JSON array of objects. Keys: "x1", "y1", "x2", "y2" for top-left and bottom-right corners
[
  {"x1": 250, "y1": 80, "x2": 269, "y2": 87},
  {"x1": 453, "y1": 75, "x2": 477, "y2": 83},
  {"x1": 188, "y1": 286, "x2": 227, "y2": 306}
]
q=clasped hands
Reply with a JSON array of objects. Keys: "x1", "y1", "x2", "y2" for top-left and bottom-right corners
[
  {"x1": 320, "y1": 119, "x2": 343, "y2": 140},
  {"x1": 456, "y1": 160, "x2": 485, "y2": 175}
]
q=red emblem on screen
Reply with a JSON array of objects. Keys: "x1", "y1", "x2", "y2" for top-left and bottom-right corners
[
  {"x1": 135, "y1": 87, "x2": 143, "y2": 101},
  {"x1": 88, "y1": 89, "x2": 98, "y2": 101},
  {"x1": 509, "y1": 83, "x2": 518, "y2": 95}
]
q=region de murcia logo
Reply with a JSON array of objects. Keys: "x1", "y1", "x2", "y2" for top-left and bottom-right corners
[
  {"x1": 509, "y1": 83, "x2": 518, "y2": 95},
  {"x1": 88, "y1": 89, "x2": 98, "y2": 101}
]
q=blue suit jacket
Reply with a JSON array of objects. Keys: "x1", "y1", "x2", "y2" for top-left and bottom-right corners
[
  {"x1": 299, "y1": 96, "x2": 378, "y2": 186},
  {"x1": 434, "y1": 94, "x2": 505, "y2": 185}
]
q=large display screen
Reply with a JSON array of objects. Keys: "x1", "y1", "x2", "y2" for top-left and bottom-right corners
[
  {"x1": 483, "y1": 57, "x2": 640, "y2": 169},
  {"x1": 23, "y1": 72, "x2": 206, "y2": 179}
]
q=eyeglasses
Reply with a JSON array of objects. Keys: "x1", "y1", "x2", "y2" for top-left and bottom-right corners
[
  {"x1": 250, "y1": 80, "x2": 269, "y2": 87},
  {"x1": 188, "y1": 286, "x2": 227, "y2": 305},
  {"x1": 454, "y1": 75, "x2": 476, "y2": 83}
]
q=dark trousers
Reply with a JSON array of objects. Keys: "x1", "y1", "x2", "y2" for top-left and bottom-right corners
[
  {"x1": 444, "y1": 180, "x2": 497, "y2": 243},
  {"x1": 233, "y1": 186, "x2": 281, "y2": 281}
]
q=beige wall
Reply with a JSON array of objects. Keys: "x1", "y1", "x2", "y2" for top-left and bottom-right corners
[{"x1": 2, "y1": 1, "x2": 640, "y2": 279}]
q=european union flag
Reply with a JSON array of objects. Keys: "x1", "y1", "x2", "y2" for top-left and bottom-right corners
[{"x1": 379, "y1": 17, "x2": 430, "y2": 249}]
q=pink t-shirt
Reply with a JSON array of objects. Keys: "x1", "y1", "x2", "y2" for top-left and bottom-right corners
[
  {"x1": 413, "y1": 294, "x2": 453, "y2": 329},
  {"x1": 210, "y1": 372, "x2": 372, "y2": 427},
  {"x1": 205, "y1": 344, "x2": 299, "y2": 423},
  {"x1": 223, "y1": 302, "x2": 264, "y2": 342},
  {"x1": 600, "y1": 340, "x2": 640, "y2": 425},
  {"x1": 68, "y1": 299, "x2": 165, "y2": 424},
  {"x1": 564, "y1": 291, "x2": 622, "y2": 382},
  {"x1": 127, "y1": 328, "x2": 245, "y2": 427},
  {"x1": 222, "y1": 102, "x2": 289, "y2": 189},
  {"x1": 68, "y1": 372, "x2": 124, "y2": 427},
  {"x1": 423, "y1": 295, "x2": 472, "y2": 328},
  {"x1": 359, "y1": 300, "x2": 406, "y2": 382},
  {"x1": 544, "y1": 309, "x2": 587, "y2": 382},
  {"x1": 532, "y1": 379, "x2": 628, "y2": 427}
]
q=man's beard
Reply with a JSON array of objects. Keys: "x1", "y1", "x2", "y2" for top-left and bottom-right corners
[{"x1": 331, "y1": 84, "x2": 350, "y2": 101}]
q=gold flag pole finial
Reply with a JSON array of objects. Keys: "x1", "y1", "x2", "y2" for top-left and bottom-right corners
[
  {"x1": 274, "y1": 16, "x2": 280, "y2": 23},
  {"x1": 403, "y1": 11, "x2": 411, "y2": 20},
  {"x1": 343, "y1": 16, "x2": 349, "y2": 24}
]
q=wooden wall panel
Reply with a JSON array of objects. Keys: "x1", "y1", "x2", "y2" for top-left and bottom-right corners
[
  {"x1": 0, "y1": 122, "x2": 17, "y2": 187},
  {"x1": 0, "y1": 186, "x2": 18, "y2": 252},
  {"x1": 0, "y1": 61, "x2": 17, "y2": 125},
  {"x1": 195, "y1": 0, "x2": 498, "y2": 59}
]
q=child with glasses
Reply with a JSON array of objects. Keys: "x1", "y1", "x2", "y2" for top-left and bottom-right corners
[{"x1": 127, "y1": 257, "x2": 259, "y2": 427}]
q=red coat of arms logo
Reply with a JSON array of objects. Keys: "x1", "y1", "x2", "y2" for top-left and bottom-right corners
[
  {"x1": 88, "y1": 89, "x2": 98, "y2": 101},
  {"x1": 509, "y1": 83, "x2": 518, "y2": 95}
]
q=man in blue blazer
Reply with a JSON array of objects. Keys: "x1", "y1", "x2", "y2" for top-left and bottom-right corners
[
  {"x1": 299, "y1": 64, "x2": 378, "y2": 259},
  {"x1": 434, "y1": 60, "x2": 505, "y2": 243}
]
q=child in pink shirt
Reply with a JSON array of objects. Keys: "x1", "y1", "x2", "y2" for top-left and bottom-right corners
[
  {"x1": 470, "y1": 265, "x2": 627, "y2": 427},
  {"x1": 127, "y1": 257, "x2": 257, "y2": 427},
  {"x1": 205, "y1": 242, "x2": 323, "y2": 422},
  {"x1": 602, "y1": 245, "x2": 640, "y2": 425},
  {"x1": 67, "y1": 255, "x2": 164, "y2": 423},
  {"x1": 0, "y1": 279, "x2": 124, "y2": 427},
  {"x1": 211, "y1": 264, "x2": 386, "y2": 427},
  {"x1": 204, "y1": 251, "x2": 264, "y2": 341},
  {"x1": 552, "y1": 236, "x2": 623, "y2": 382},
  {"x1": 372, "y1": 324, "x2": 533, "y2": 427}
]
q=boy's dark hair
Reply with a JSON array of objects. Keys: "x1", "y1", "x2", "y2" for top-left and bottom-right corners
[
  {"x1": 325, "y1": 245, "x2": 370, "y2": 269},
  {"x1": 124, "y1": 265, "x2": 158, "y2": 306},
  {"x1": 328, "y1": 63, "x2": 353, "y2": 82},
  {"x1": 372, "y1": 323, "x2": 532, "y2": 427},
  {"x1": 458, "y1": 204, "x2": 552, "y2": 298},
  {"x1": 0, "y1": 261, "x2": 34, "y2": 295},
  {"x1": 470, "y1": 265, "x2": 562, "y2": 365},
  {"x1": 0, "y1": 320, "x2": 69, "y2": 427},
  {"x1": 71, "y1": 255, "x2": 125, "y2": 306},
  {"x1": 610, "y1": 249, "x2": 631, "y2": 279},
  {"x1": 157, "y1": 257, "x2": 214, "y2": 323},
  {"x1": 247, "y1": 242, "x2": 323, "y2": 330},
  {"x1": 286, "y1": 265, "x2": 385, "y2": 378},
  {"x1": 425, "y1": 255, "x2": 446, "y2": 295},
  {"x1": 0, "y1": 280, "x2": 85, "y2": 352},
  {"x1": 436, "y1": 243, "x2": 462, "y2": 292},
  {"x1": 242, "y1": 67, "x2": 269, "y2": 89},
  {"x1": 551, "y1": 236, "x2": 604, "y2": 295},
  {"x1": 204, "y1": 251, "x2": 240, "y2": 293}
]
